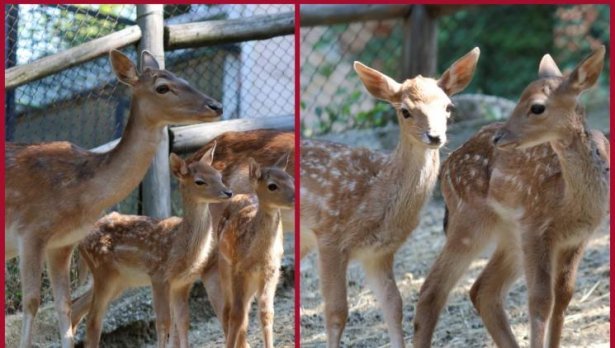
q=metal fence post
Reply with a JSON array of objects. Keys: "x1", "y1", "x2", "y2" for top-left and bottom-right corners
[
  {"x1": 402, "y1": 5, "x2": 438, "y2": 79},
  {"x1": 137, "y1": 5, "x2": 171, "y2": 218}
]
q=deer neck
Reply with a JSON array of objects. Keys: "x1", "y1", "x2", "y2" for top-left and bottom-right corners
[
  {"x1": 178, "y1": 194, "x2": 212, "y2": 248},
  {"x1": 254, "y1": 202, "x2": 280, "y2": 240},
  {"x1": 551, "y1": 126, "x2": 608, "y2": 213},
  {"x1": 381, "y1": 133, "x2": 440, "y2": 224},
  {"x1": 93, "y1": 100, "x2": 163, "y2": 209}
]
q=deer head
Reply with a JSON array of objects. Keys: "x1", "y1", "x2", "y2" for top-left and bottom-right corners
[
  {"x1": 248, "y1": 154, "x2": 294, "y2": 210},
  {"x1": 493, "y1": 46, "x2": 605, "y2": 150},
  {"x1": 353, "y1": 47, "x2": 480, "y2": 148},
  {"x1": 170, "y1": 142, "x2": 233, "y2": 203},
  {"x1": 110, "y1": 49, "x2": 223, "y2": 126}
]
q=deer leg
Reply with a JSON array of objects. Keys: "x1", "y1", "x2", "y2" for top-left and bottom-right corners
[
  {"x1": 469, "y1": 243, "x2": 521, "y2": 348},
  {"x1": 362, "y1": 252, "x2": 404, "y2": 348},
  {"x1": 46, "y1": 245, "x2": 76, "y2": 348},
  {"x1": 227, "y1": 274, "x2": 254, "y2": 348},
  {"x1": 257, "y1": 269, "x2": 280, "y2": 348},
  {"x1": 523, "y1": 234, "x2": 554, "y2": 348},
  {"x1": 71, "y1": 286, "x2": 93, "y2": 334},
  {"x1": 170, "y1": 284, "x2": 193, "y2": 348},
  {"x1": 318, "y1": 245, "x2": 350, "y2": 348},
  {"x1": 547, "y1": 243, "x2": 586, "y2": 348},
  {"x1": 152, "y1": 281, "x2": 172, "y2": 348},
  {"x1": 18, "y1": 236, "x2": 45, "y2": 348},
  {"x1": 202, "y1": 255, "x2": 225, "y2": 324},
  {"x1": 84, "y1": 275, "x2": 121, "y2": 348},
  {"x1": 413, "y1": 216, "x2": 491, "y2": 348}
]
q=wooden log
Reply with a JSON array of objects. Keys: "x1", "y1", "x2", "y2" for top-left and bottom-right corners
[
  {"x1": 300, "y1": 5, "x2": 411, "y2": 27},
  {"x1": 166, "y1": 12, "x2": 294, "y2": 49},
  {"x1": 137, "y1": 5, "x2": 171, "y2": 219},
  {"x1": 404, "y1": 5, "x2": 438, "y2": 78},
  {"x1": 5, "y1": 25, "x2": 141, "y2": 90},
  {"x1": 170, "y1": 115, "x2": 294, "y2": 154}
]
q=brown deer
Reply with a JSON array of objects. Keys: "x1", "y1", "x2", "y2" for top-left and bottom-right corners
[
  {"x1": 300, "y1": 48, "x2": 481, "y2": 347},
  {"x1": 70, "y1": 147, "x2": 232, "y2": 348},
  {"x1": 413, "y1": 47, "x2": 609, "y2": 348},
  {"x1": 5, "y1": 50, "x2": 222, "y2": 348},
  {"x1": 217, "y1": 156, "x2": 295, "y2": 348},
  {"x1": 185, "y1": 129, "x2": 295, "y2": 322}
]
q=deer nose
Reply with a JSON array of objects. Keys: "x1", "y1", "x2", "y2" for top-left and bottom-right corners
[
  {"x1": 208, "y1": 102, "x2": 223, "y2": 115},
  {"x1": 426, "y1": 134, "x2": 441, "y2": 145},
  {"x1": 223, "y1": 190, "x2": 233, "y2": 198}
]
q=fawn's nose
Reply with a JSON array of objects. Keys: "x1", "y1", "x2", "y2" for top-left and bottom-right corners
[
  {"x1": 207, "y1": 101, "x2": 223, "y2": 115},
  {"x1": 223, "y1": 190, "x2": 233, "y2": 198},
  {"x1": 426, "y1": 134, "x2": 441, "y2": 145}
]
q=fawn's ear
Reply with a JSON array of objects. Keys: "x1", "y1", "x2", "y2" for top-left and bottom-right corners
[
  {"x1": 562, "y1": 45, "x2": 605, "y2": 94},
  {"x1": 169, "y1": 153, "x2": 189, "y2": 178},
  {"x1": 110, "y1": 50, "x2": 138, "y2": 86},
  {"x1": 200, "y1": 141, "x2": 216, "y2": 167},
  {"x1": 538, "y1": 54, "x2": 563, "y2": 78},
  {"x1": 438, "y1": 47, "x2": 480, "y2": 96},
  {"x1": 248, "y1": 158, "x2": 262, "y2": 181},
  {"x1": 140, "y1": 50, "x2": 160, "y2": 71},
  {"x1": 354, "y1": 61, "x2": 401, "y2": 102},
  {"x1": 273, "y1": 153, "x2": 289, "y2": 171}
]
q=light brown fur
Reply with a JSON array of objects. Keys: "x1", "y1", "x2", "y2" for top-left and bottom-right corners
[
  {"x1": 300, "y1": 48, "x2": 480, "y2": 348},
  {"x1": 70, "y1": 148, "x2": 231, "y2": 348},
  {"x1": 5, "y1": 50, "x2": 221, "y2": 348},
  {"x1": 217, "y1": 157, "x2": 294, "y2": 348},
  {"x1": 413, "y1": 47, "x2": 609, "y2": 348}
]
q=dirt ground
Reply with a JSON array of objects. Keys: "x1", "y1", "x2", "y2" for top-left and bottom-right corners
[{"x1": 300, "y1": 200, "x2": 610, "y2": 347}]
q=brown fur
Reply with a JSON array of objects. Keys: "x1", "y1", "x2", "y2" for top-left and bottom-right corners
[
  {"x1": 217, "y1": 159, "x2": 294, "y2": 348},
  {"x1": 413, "y1": 47, "x2": 609, "y2": 348},
  {"x1": 5, "y1": 50, "x2": 221, "y2": 348},
  {"x1": 300, "y1": 48, "x2": 480, "y2": 348},
  {"x1": 71, "y1": 149, "x2": 231, "y2": 348}
]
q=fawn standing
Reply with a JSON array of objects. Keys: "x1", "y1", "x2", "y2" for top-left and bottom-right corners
[
  {"x1": 5, "y1": 50, "x2": 222, "y2": 348},
  {"x1": 300, "y1": 48, "x2": 480, "y2": 347},
  {"x1": 413, "y1": 47, "x2": 609, "y2": 348},
  {"x1": 70, "y1": 146, "x2": 232, "y2": 348},
  {"x1": 218, "y1": 156, "x2": 295, "y2": 348}
]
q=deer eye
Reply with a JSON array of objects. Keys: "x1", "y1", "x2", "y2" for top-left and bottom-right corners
[
  {"x1": 267, "y1": 183, "x2": 278, "y2": 191},
  {"x1": 401, "y1": 109, "x2": 412, "y2": 119},
  {"x1": 156, "y1": 85, "x2": 170, "y2": 94},
  {"x1": 530, "y1": 104, "x2": 545, "y2": 115},
  {"x1": 195, "y1": 179, "x2": 206, "y2": 186}
]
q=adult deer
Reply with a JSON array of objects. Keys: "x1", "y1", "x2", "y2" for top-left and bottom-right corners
[
  {"x1": 300, "y1": 48, "x2": 480, "y2": 347},
  {"x1": 71, "y1": 148, "x2": 231, "y2": 348},
  {"x1": 217, "y1": 156, "x2": 295, "y2": 348},
  {"x1": 5, "y1": 50, "x2": 222, "y2": 348},
  {"x1": 413, "y1": 47, "x2": 609, "y2": 348}
]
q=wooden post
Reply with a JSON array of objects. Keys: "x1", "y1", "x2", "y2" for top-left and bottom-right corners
[
  {"x1": 137, "y1": 5, "x2": 171, "y2": 218},
  {"x1": 402, "y1": 5, "x2": 438, "y2": 79}
]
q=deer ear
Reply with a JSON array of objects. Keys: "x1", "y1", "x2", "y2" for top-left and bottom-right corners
[
  {"x1": 169, "y1": 153, "x2": 188, "y2": 178},
  {"x1": 200, "y1": 141, "x2": 216, "y2": 166},
  {"x1": 248, "y1": 158, "x2": 261, "y2": 181},
  {"x1": 140, "y1": 50, "x2": 160, "y2": 71},
  {"x1": 273, "y1": 153, "x2": 289, "y2": 171},
  {"x1": 538, "y1": 54, "x2": 563, "y2": 78},
  {"x1": 562, "y1": 45, "x2": 605, "y2": 94},
  {"x1": 354, "y1": 61, "x2": 401, "y2": 102},
  {"x1": 110, "y1": 49, "x2": 138, "y2": 86},
  {"x1": 438, "y1": 47, "x2": 480, "y2": 96}
]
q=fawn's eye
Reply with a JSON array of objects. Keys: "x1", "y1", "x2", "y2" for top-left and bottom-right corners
[
  {"x1": 156, "y1": 85, "x2": 170, "y2": 94},
  {"x1": 401, "y1": 109, "x2": 412, "y2": 119},
  {"x1": 195, "y1": 179, "x2": 206, "y2": 186},
  {"x1": 267, "y1": 183, "x2": 278, "y2": 191},
  {"x1": 530, "y1": 104, "x2": 545, "y2": 115}
]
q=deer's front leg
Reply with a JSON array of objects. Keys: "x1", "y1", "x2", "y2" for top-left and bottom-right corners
[
  {"x1": 46, "y1": 245, "x2": 76, "y2": 348},
  {"x1": 258, "y1": 268, "x2": 280, "y2": 348},
  {"x1": 318, "y1": 244, "x2": 350, "y2": 348},
  {"x1": 18, "y1": 235, "x2": 46, "y2": 348},
  {"x1": 152, "y1": 281, "x2": 172, "y2": 348},
  {"x1": 170, "y1": 284, "x2": 193, "y2": 348},
  {"x1": 227, "y1": 274, "x2": 253, "y2": 348},
  {"x1": 362, "y1": 252, "x2": 404, "y2": 348}
]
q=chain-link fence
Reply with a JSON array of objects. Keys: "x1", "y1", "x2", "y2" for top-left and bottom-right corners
[
  {"x1": 5, "y1": 4, "x2": 294, "y2": 315},
  {"x1": 300, "y1": 4, "x2": 610, "y2": 137}
]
